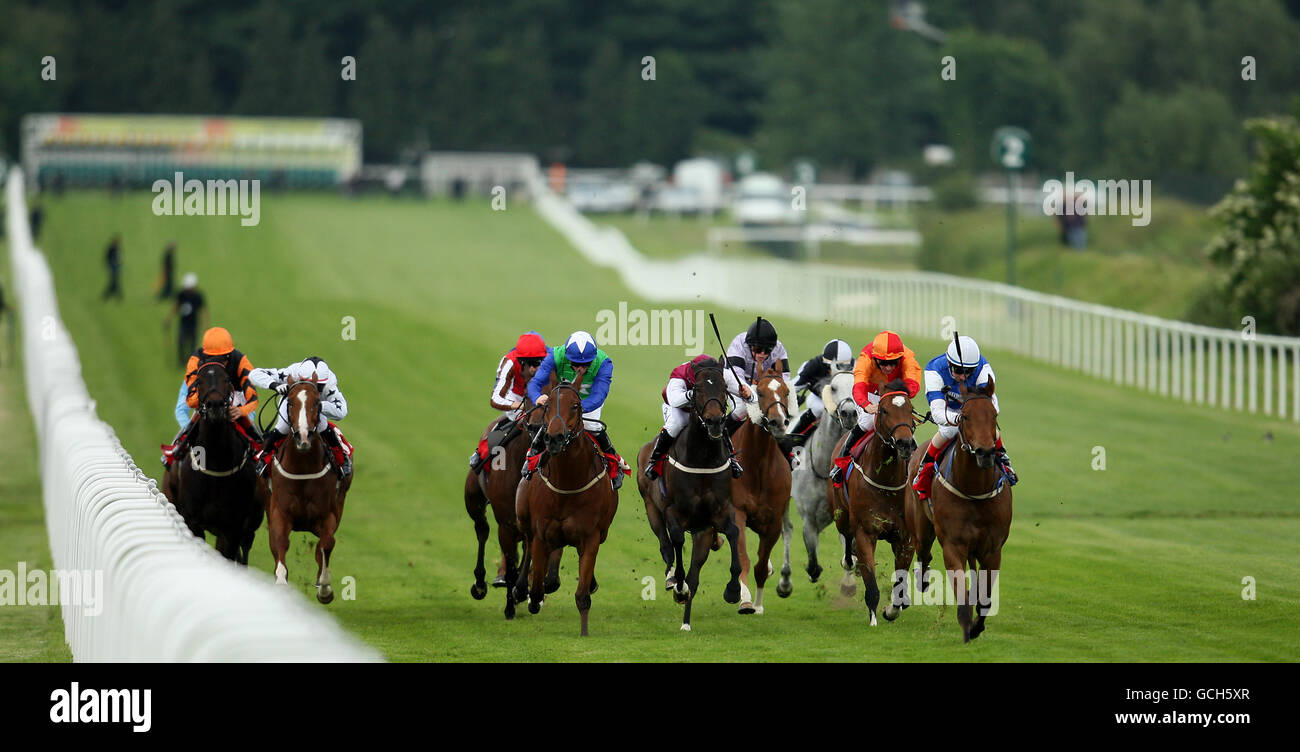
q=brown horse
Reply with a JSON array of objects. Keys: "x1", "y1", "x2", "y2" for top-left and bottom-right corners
[
  {"x1": 728, "y1": 367, "x2": 794, "y2": 614},
  {"x1": 266, "y1": 376, "x2": 352, "y2": 603},
  {"x1": 904, "y1": 379, "x2": 1012, "y2": 642},
  {"x1": 514, "y1": 381, "x2": 618, "y2": 636},
  {"x1": 465, "y1": 374, "x2": 564, "y2": 619},
  {"x1": 635, "y1": 357, "x2": 744, "y2": 631},
  {"x1": 828, "y1": 380, "x2": 919, "y2": 626}
]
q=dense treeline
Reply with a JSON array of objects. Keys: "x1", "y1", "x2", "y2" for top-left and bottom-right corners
[{"x1": 1, "y1": 0, "x2": 1298, "y2": 180}]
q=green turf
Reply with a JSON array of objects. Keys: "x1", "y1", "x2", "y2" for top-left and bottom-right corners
[
  {"x1": 22, "y1": 190, "x2": 1300, "y2": 661},
  {"x1": 0, "y1": 236, "x2": 75, "y2": 662}
]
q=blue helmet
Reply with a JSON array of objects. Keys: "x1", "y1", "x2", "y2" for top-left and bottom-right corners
[{"x1": 564, "y1": 331, "x2": 598, "y2": 364}]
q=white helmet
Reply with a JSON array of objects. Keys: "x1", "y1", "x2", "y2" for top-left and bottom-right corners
[
  {"x1": 182, "y1": 273, "x2": 198, "y2": 289},
  {"x1": 821, "y1": 339, "x2": 854, "y2": 372},
  {"x1": 946, "y1": 335, "x2": 981, "y2": 368}
]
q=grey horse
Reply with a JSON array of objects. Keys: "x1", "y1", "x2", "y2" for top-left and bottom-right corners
[{"x1": 791, "y1": 371, "x2": 859, "y2": 593}]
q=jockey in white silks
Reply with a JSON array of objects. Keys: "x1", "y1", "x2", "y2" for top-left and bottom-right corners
[
  {"x1": 250, "y1": 357, "x2": 352, "y2": 479},
  {"x1": 724, "y1": 316, "x2": 798, "y2": 433}
]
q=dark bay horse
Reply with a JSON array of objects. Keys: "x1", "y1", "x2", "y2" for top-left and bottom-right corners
[
  {"x1": 904, "y1": 379, "x2": 1012, "y2": 642},
  {"x1": 164, "y1": 362, "x2": 265, "y2": 564},
  {"x1": 828, "y1": 380, "x2": 919, "y2": 626},
  {"x1": 266, "y1": 375, "x2": 352, "y2": 603},
  {"x1": 514, "y1": 381, "x2": 618, "y2": 636},
  {"x1": 635, "y1": 358, "x2": 743, "y2": 631},
  {"x1": 729, "y1": 367, "x2": 794, "y2": 614}
]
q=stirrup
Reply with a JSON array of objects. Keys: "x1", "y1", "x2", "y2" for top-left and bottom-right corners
[{"x1": 730, "y1": 458, "x2": 743, "y2": 479}]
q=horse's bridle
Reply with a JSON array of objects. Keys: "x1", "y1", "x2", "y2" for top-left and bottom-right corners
[
  {"x1": 285, "y1": 381, "x2": 323, "y2": 440},
  {"x1": 689, "y1": 367, "x2": 729, "y2": 439},
  {"x1": 196, "y1": 364, "x2": 233, "y2": 421},
  {"x1": 754, "y1": 380, "x2": 789, "y2": 435},
  {"x1": 954, "y1": 392, "x2": 998, "y2": 456},
  {"x1": 542, "y1": 381, "x2": 586, "y2": 453},
  {"x1": 874, "y1": 390, "x2": 921, "y2": 460}
]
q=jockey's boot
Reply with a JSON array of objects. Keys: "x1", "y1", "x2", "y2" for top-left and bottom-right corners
[
  {"x1": 468, "y1": 446, "x2": 487, "y2": 474},
  {"x1": 161, "y1": 420, "x2": 194, "y2": 468},
  {"x1": 788, "y1": 409, "x2": 818, "y2": 440},
  {"x1": 721, "y1": 428, "x2": 744, "y2": 478},
  {"x1": 592, "y1": 430, "x2": 627, "y2": 491},
  {"x1": 644, "y1": 429, "x2": 677, "y2": 480},
  {"x1": 994, "y1": 438, "x2": 1018, "y2": 486},
  {"x1": 521, "y1": 427, "x2": 546, "y2": 480},
  {"x1": 321, "y1": 427, "x2": 353, "y2": 479},
  {"x1": 255, "y1": 428, "x2": 288, "y2": 479},
  {"x1": 829, "y1": 423, "x2": 868, "y2": 487},
  {"x1": 912, "y1": 442, "x2": 943, "y2": 500}
]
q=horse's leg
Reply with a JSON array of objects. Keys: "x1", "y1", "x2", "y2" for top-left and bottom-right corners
[
  {"x1": 776, "y1": 508, "x2": 794, "y2": 598},
  {"x1": 527, "y1": 534, "x2": 549, "y2": 616},
  {"x1": 667, "y1": 509, "x2": 687, "y2": 603},
  {"x1": 544, "y1": 548, "x2": 562, "y2": 594},
  {"x1": 267, "y1": 504, "x2": 290, "y2": 585},
  {"x1": 575, "y1": 537, "x2": 599, "y2": 637},
  {"x1": 750, "y1": 523, "x2": 780, "y2": 615},
  {"x1": 466, "y1": 481, "x2": 490, "y2": 600},
  {"x1": 854, "y1": 527, "x2": 880, "y2": 626},
  {"x1": 940, "y1": 540, "x2": 973, "y2": 643},
  {"x1": 504, "y1": 527, "x2": 522, "y2": 621},
  {"x1": 882, "y1": 530, "x2": 915, "y2": 622},
  {"x1": 734, "y1": 506, "x2": 755, "y2": 613},
  {"x1": 680, "y1": 528, "x2": 714, "y2": 632},
  {"x1": 721, "y1": 514, "x2": 743, "y2": 605},
  {"x1": 801, "y1": 505, "x2": 823, "y2": 582},
  {"x1": 839, "y1": 532, "x2": 857, "y2": 597},
  {"x1": 646, "y1": 500, "x2": 675, "y2": 588},
  {"x1": 969, "y1": 549, "x2": 1001, "y2": 641},
  {"x1": 314, "y1": 513, "x2": 338, "y2": 604}
]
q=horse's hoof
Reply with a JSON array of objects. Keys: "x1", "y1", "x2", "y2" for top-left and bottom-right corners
[
  {"x1": 513, "y1": 589, "x2": 528, "y2": 604},
  {"x1": 680, "y1": 623, "x2": 692, "y2": 632},
  {"x1": 528, "y1": 601, "x2": 541, "y2": 615},
  {"x1": 969, "y1": 622, "x2": 986, "y2": 641},
  {"x1": 882, "y1": 604, "x2": 900, "y2": 622},
  {"x1": 776, "y1": 579, "x2": 793, "y2": 598},
  {"x1": 672, "y1": 589, "x2": 688, "y2": 604},
  {"x1": 504, "y1": 609, "x2": 515, "y2": 621},
  {"x1": 738, "y1": 602, "x2": 756, "y2": 615},
  {"x1": 807, "y1": 564, "x2": 823, "y2": 583},
  {"x1": 544, "y1": 577, "x2": 560, "y2": 595},
  {"x1": 317, "y1": 586, "x2": 334, "y2": 605},
  {"x1": 868, "y1": 611, "x2": 878, "y2": 627},
  {"x1": 470, "y1": 582, "x2": 488, "y2": 600},
  {"x1": 723, "y1": 583, "x2": 741, "y2": 604},
  {"x1": 491, "y1": 574, "x2": 509, "y2": 588},
  {"x1": 754, "y1": 605, "x2": 765, "y2": 615}
]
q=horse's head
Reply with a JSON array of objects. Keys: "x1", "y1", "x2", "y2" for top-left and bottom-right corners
[
  {"x1": 285, "y1": 375, "x2": 323, "y2": 451},
  {"x1": 957, "y1": 378, "x2": 998, "y2": 469},
  {"x1": 196, "y1": 363, "x2": 233, "y2": 422},
  {"x1": 876, "y1": 379, "x2": 918, "y2": 462},
  {"x1": 749, "y1": 367, "x2": 790, "y2": 438},
  {"x1": 825, "y1": 371, "x2": 858, "y2": 431},
  {"x1": 689, "y1": 358, "x2": 729, "y2": 440},
  {"x1": 543, "y1": 381, "x2": 584, "y2": 455}
]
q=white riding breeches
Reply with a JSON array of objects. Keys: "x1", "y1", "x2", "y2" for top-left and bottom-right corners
[
  {"x1": 662, "y1": 404, "x2": 691, "y2": 437},
  {"x1": 805, "y1": 391, "x2": 825, "y2": 419},
  {"x1": 582, "y1": 406, "x2": 603, "y2": 433},
  {"x1": 854, "y1": 391, "x2": 881, "y2": 431}
]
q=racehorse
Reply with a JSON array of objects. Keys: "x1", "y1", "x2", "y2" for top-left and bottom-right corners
[
  {"x1": 164, "y1": 362, "x2": 265, "y2": 564},
  {"x1": 514, "y1": 381, "x2": 618, "y2": 636},
  {"x1": 635, "y1": 357, "x2": 743, "y2": 631},
  {"x1": 828, "y1": 379, "x2": 919, "y2": 626},
  {"x1": 464, "y1": 375, "x2": 565, "y2": 620},
  {"x1": 904, "y1": 378, "x2": 1012, "y2": 642},
  {"x1": 791, "y1": 371, "x2": 857, "y2": 592},
  {"x1": 265, "y1": 375, "x2": 353, "y2": 603},
  {"x1": 728, "y1": 366, "x2": 795, "y2": 614}
]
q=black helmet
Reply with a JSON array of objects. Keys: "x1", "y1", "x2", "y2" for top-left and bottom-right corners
[{"x1": 744, "y1": 316, "x2": 778, "y2": 350}]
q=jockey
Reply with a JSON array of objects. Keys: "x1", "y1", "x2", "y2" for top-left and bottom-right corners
[
  {"x1": 468, "y1": 331, "x2": 547, "y2": 474},
  {"x1": 250, "y1": 357, "x2": 351, "y2": 479},
  {"x1": 162, "y1": 326, "x2": 259, "y2": 469},
  {"x1": 522, "y1": 331, "x2": 631, "y2": 490},
  {"x1": 911, "y1": 335, "x2": 1018, "y2": 501},
  {"x1": 724, "y1": 316, "x2": 798, "y2": 436},
  {"x1": 829, "y1": 330, "x2": 923, "y2": 486},
  {"x1": 787, "y1": 339, "x2": 855, "y2": 439},
  {"x1": 644, "y1": 354, "x2": 748, "y2": 480}
]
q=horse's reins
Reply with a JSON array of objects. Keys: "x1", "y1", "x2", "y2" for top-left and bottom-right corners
[
  {"x1": 938, "y1": 391, "x2": 1004, "y2": 500},
  {"x1": 273, "y1": 382, "x2": 332, "y2": 481},
  {"x1": 536, "y1": 381, "x2": 609, "y2": 494},
  {"x1": 189, "y1": 365, "x2": 251, "y2": 475}
]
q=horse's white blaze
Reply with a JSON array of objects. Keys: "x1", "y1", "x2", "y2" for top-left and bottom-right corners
[
  {"x1": 274, "y1": 561, "x2": 287, "y2": 584},
  {"x1": 892, "y1": 395, "x2": 906, "y2": 408},
  {"x1": 296, "y1": 390, "x2": 309, "y2": 442}
]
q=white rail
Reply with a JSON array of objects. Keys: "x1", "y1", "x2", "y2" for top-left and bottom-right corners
[
  {"x1": 531, "y1": 175, "x2": 1300, "y2": 422},
  {"x1": 4, "y1": 167, "x2": 381, "y2": 661}
]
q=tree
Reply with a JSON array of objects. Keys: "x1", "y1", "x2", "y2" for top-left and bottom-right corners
[{"x1": 1204, "y1": 117, "x2": 1300, "y2": 334}]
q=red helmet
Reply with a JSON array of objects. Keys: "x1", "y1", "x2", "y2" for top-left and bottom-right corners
[{"x1": 514, "y1": 332, "x2": 547, "y2": 359}]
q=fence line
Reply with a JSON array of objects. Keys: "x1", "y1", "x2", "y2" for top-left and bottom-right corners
[
  {"x1": 529, "y1": 175, "x2": 1300, "y2": 422},
  {"x1": 4, "y1": 167, "x2": 381, "y2": 661}
]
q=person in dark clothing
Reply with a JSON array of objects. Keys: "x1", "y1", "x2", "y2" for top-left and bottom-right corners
[
  {"x1": 157, "y1": 241, "x2": 176, "y2": 300},
  {"x1": 164, "y1": 273, "x2": 206, "y2": 367},
  {"x1": 29, "y1": 202, "x2": 44, "y2": 242},
  {"x1": 103, "y1": 234, "x2": 123, "y2": 301}
]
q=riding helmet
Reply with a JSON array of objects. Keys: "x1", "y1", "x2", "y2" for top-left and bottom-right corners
[
  {"x1": 564, "y1": 331, "x2": 598, "y2": 364},
  {"x1": 946, "y1": 335, "x2": 981, "y2": 368},
  {"x1": 822, "y1": 339, "x2": 853, "y2": 369},
  {"x1": 744, "y1": 316, "x2": 778, "y2": 350}
]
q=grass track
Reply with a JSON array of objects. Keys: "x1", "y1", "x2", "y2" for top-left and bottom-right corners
[{"x1": 23, "y1": 191, "x2": 1300, "y2": 661}]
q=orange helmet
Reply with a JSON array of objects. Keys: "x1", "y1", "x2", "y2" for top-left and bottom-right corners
[
  {"x1": 869, "y1": 330, "x2": 907, "y2": 361},
  {"x1": 201, "y1": 327, "x2": 235, "y2": 355}
]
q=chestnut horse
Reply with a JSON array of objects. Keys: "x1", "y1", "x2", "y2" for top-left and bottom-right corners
[
  {"x1": 728, "y1": 367, "x2": 794, "y2": 614},
  {"x1": 465, "y1": 373, "x2": 564, "y2": 619},
  {"x1": 828, "y1": 380, "x2": 919, "y2": 626},
  {"x1": 514, "y1": 381, "x2": 618, "y2": 636},
  {"x1": 635, "y1": 358, "x2": 744, "y2": 631},
  {"x1": 266, "y1": 376, "x2": 352, "y2": 603},
  {"x1": 164, "y1": 362, "x2": 265, "y2": 564},
  {"x1": 904, "y1": 379, "x2": 1012, "y2": 642}
]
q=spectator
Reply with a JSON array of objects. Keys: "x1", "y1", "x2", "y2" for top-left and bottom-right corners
[
  {"x1": 157, "y1": 241, "x2": 176, "y2": 300},
  {"x1": 163, "y1": 273, "x2": 206, "y2": 367},
  {"x1": 102, "y1": 234, "x2": 123, "y2": 301},
  {"x1": 29, "y1": 201, "x2": 44, "y2": 242}
]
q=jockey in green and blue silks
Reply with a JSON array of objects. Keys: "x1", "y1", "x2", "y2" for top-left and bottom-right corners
[{"x1": 522, "y1": 330, "x2": 630, "y2": 490}]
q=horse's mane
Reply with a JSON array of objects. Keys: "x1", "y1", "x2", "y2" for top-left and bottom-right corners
[
  {"x1": 882, "y1": 378, "x2": 908, "y2": 395},
  {"x1": 691, "y1": 356, "x2": 721, "y2": 374}
]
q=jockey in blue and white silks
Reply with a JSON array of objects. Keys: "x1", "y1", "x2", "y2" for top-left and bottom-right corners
[
  {"x1": 912, "y1": 335, "x2": 1017, "y2": 500},
  {"x1": 523, "y1": 330, "x2": 630, "y2": 490}
]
